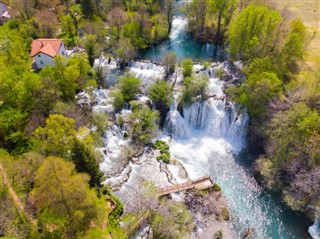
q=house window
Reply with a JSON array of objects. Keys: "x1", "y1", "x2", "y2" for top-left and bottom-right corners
[
  {"x1": 40, "y1": 60, "x2": 43, "y2": 65},
  {"x1": 38, "y1": 54, "x2": 41, "y2": 58},
  {"x1": 62, "y1": 51, "x2": 64, "y2": 56}
]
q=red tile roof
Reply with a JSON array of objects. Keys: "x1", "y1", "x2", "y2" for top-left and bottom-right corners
[{"x1": 30, "y1": 39, "x2": 63, "y2": 58}]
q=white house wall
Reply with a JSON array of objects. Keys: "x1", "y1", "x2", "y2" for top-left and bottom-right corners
[
  {"x1": 58, "y1": 43, "x2": 67, "y2": 58},
  {"x1": 0, "y1": 2, "x2": 7, "y2": 16},
  {"x1": 34, "y1": 52, "x2": 54, "y2": 69}
]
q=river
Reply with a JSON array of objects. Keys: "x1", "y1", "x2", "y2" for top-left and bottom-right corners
[
  {"x1": 92, "y1": 0, "x2": 314, "y2": 238},
  {"x1": 143, "y1": 1, "x2": 311, "y2": 238}
]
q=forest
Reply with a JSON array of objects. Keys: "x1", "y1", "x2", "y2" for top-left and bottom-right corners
[{"x1": 0, "y1": 0, "x2": 319, "y2": 238}]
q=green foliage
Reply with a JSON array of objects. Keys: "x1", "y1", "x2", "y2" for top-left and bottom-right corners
[
  {"x1": 180, "y1": 74, "x2": 209, "y2": 105},
  {"x1": 213, "y1": 183, "x2": 221, "y2": 191},
  {"x1": 84, "y1": 34, "x2": 98, "y2": 67},
  {"x1": 228, "y1": 6, "x2": 282, "y2": 61},
  {"x1": 147, "y1": 80, "x2": 173, "y2": 122},
  {"x1": 71, "y1": 138, "x2": 104, "y2": 188},
  {"x1": 122, "y1": 21, "x2": 147, "y2": 50},
  {"x1": 128, "y1": 105, "x2": 159, "y2": 145},
  {"x1": 92, "y1": 111, "x2": 109, "y2": 136},
  {"x1": 227, "y1": 72, "x2": 282, "y2": 118},
  {"x1": 150, "y1": 201, "x2": 193, "y2": 239},
  {"x1": 163, "y1": 51, "x2": 177, "y2": 75},
  {"x1": 33, "y1": 114, "x2": 76, "y2": 159},
  {"x1": 41, "y1": 54, "x2": 94, "y2": 101},
  {"x1": 214, "y1": 67, "x2": 225, "y2": 79},
  {"x1": 267, "y1": 102, "x2": 320, "y2": 166},
  {"x1": 186, "y1": 0, "x2": 236, "y2": 43},
  {"x1": 277, "y1": 19, "x2": 306, "y2": 79},
  {"x1": 181, "y1": 59, "x2": 194, "y2": 77},
  {"x1": 153, "y1": 140, "x2": 170, "y2": 164},
  {"x1": 80, "y1": 0, "x2": 96, "y2": 19},
  {"x1": 31, "y1": 157, "x2": 100, "y2": 237},
  {"x1": 115, "y1": 38, "x2": 136, "y2": 66},
  {"x1": 111, "y1": 90, "x2": 125, "y2": 112},
  {"x1": 116, "y1": 75, "x2": 141, "y2": 102},
  {"x1": 151, "y1": 14, "x2": 170, "y2": 45},
  {"x1": 0, "y1": 107, "x2": 28, "y2": 153},
  {"x1": 101, "y1": 187, "x2": 124, "y2": 233}
]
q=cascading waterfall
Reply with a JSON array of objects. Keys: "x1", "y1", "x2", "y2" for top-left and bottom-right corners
[
  {"x1": 162, "y1": 63, "x2": 306, "y2": 238},
  {"x1": 309, "y1": 219, "x2": 320, "y2": 239},
  {"x1": 91, "y1": 0, "x2": 311, "y2": 235}
]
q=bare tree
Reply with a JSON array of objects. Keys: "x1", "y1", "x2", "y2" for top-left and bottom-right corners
[{"x1": 107, "y1": 7, "x2": 128, "y2": 40}]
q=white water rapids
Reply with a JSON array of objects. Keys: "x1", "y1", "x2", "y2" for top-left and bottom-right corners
[{"x1": 86, "y1": 56, "x2": 312, "y2": 238}]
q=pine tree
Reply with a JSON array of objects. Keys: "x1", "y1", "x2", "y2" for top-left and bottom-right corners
[{"x1": 72, "y1": 139, "x2": 103, "y2": 188}]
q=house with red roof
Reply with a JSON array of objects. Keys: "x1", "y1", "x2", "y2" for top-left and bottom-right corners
[{"x1": 30, "y1": 39, "x2": 67, "y2": 69}]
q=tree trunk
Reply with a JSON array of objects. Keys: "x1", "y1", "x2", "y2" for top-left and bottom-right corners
[{"x1": 216, "y1": 12, "x2": 222, "y2": 43}]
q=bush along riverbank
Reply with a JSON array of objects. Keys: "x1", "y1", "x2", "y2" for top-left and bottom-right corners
[{"x1": 225, "y1": 4, "x2": 320, "y2": 231}]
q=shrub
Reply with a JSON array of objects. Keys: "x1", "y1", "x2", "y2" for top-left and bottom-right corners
[
  {"x1": 180, "y1": 74, "x2": 209, "y2": 105},
  {"x1": 111, "y1": 90, "x2": 125, "y2": 112},
  {"x1": 214, "y1": 67, "x2": 225, "y2": 79},
  {"x1": 116, "y1": 75, "x2": 141, "y2": 102},
  {"x1": 153, "y1": 140, "x2": 170, "y2": 164},
  {"x1": 181, "y1": 59, "x2": 194, "y2": 77}
]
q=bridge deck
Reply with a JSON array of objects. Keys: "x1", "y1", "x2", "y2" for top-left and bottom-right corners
[{"x1": 157, "y1": 176, "x2": 215, "y2": 196}]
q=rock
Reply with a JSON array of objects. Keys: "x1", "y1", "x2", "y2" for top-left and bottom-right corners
[
  {"x1": 214, "y1": 230, "x2": 223, "y2": 239},
  {"x1": 221, "y1": 207, "x2": 230, "y2": 221},
  {"x1": 222, "y1": 74, "x2": 233, "y2": 82},
  {"x1": 242, "y1": 228, "x2": 255, "y2": 239}
]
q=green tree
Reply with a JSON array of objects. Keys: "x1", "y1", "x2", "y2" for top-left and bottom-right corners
[
  {"x1": 111, "y1": 90, "x2": 125, "y2": 112},
  {"x1": 209, "y1": 0, "x2": 236, "y2": 42},
  {"x1": 31, "y1": 156, "x2": 98, "y2": 237},
  {"x1": 228, "y1": 6, "x2": 282, "y2": 61},
  {"x1": 33, "y1": 114, "x2": 76, "y2": 159},
  {"x1": 115, "y1": 38, "x2": 136, "y2": 68},
  {"x1": 41, "y1": 54, "x2": 93, "y2": 101},
  {"x1": 181, "y1": 59, "x2": 194, "y2": 77},
  {"x1": 117, "y1": 75, "x2": 141, "y2": 102},
  {"x1": 180, "y1": 74, "x2": 209, "y2": 105},
  {"x1": 277, "y1": 19, "x2": 306, "y2": 79},
  {"x1": 84, "y1": 34, "x2": 97, "y2": 67},
  {"x1": 128, "y1": 105, "x2": 159, "y2": 145},
  {"x1": 80, "y1": 0, "x2": 96, "y2": 19},
  {"x1": 71, "y1": 139, "x2": 103, "y2": 188},
  {"x1": 0, "y1": 107, "x2": 28, "y2": 153},
  {"x1": 147, "y1": 80, "x2": 173, "y2": 124},
  {"x1": 163, "y1": 51, "x2": 177, "y2": 76},
  {"x1": 267, "y1": 102, "x2": 320, "y2": 166},
  {"x1": 151, "y1": 201, "x2": 193, "y2": 239},
  {"x1": 227, "y1": 72, "x2": 282, "y2": 118}
]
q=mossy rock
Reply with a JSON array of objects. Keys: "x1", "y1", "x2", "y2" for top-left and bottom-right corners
[
  {"x1": 221, "y1": 207, "x2": 230, "y2": 221},
  {"x1": 214, "y1": 230, "x2": 223, "y2": 239},
  {"x1": 213, "y1": 183, "x2": 221, "y2": 191},
  {"x1": 156, "y1": 154, "x2": 170, "y2": 164}
]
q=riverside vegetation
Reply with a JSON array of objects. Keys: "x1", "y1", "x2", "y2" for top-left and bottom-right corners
[{"x1": 0, "y1": 0, "x2": 319, "y2": 238}]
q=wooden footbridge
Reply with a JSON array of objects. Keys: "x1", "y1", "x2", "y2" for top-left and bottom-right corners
[{"x1": 157, "y1": 176, "x2": 215, "y2": 197}]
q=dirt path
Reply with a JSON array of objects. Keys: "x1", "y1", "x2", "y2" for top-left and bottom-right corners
[{"x1": 0, "y1": 162, "x2": 36, "y2": 225}]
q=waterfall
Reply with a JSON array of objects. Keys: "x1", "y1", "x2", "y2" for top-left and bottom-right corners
[
  {"x1": 309, "y1": 219, "x2": 320, "y2": 239},
  {"x1": 164, "y1": 63, "x2": 248, "y2": 149},
  {"x1": 94, "y1": 55, "x2": 121, "y2": 86},
  {"x1": 128, "y1": 61, "x2": 165, "y2": 87}
]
